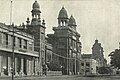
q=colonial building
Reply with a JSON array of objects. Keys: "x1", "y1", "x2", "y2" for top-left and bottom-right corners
[
  {"x1": 92, "y1": 39, "x2": 107, "y2": 67},
  {"x1": 25, "y1": 1, "x2": 46, "y2": 75},
  {"x1": 81, "y1": 54, "x2": 98, "y2": 75},
  {"x1": 0, "y1": 23, "x2": 39, "y2": 76},
  {"x1": 45, "y1": 38, "x2": 53, "y2": 65},
  {"x1": 47, "y1": 7, "x2": 82, "y2": 75},
  {"x1": 0, "y1": 0, "x2": 47, "y2": 76}
]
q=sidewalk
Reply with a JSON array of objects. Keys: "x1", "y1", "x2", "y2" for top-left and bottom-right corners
[
  {"x1": 1, "y1": 75, "x2": 120, "y2": 80},
  {"x1": 0, "y1": 75, "x2": 81, "y2": 80}
]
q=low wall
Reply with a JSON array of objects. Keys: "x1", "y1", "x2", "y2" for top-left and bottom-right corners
[{"x1": 47, "y1": 71, "x2": 62, "y2": 76}]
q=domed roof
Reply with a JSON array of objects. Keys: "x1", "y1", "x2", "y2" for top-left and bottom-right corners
[
  {"x1": 58, "y1": 7, "x2": 68, "y2": 19},
  {"x1": 32, "y1": 1, "x2": 40, "y2": 9},
  {"x1": 68, "y1": 15, "x2": 76, "y2": 26}
]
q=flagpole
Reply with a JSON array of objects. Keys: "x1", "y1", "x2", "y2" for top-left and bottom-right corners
[{"x1": 10, "y1": 0, "x2": 12, "y2": 25}]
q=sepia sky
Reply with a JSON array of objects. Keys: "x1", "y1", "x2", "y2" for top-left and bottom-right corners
[{"x1": 0, "y1": 0, "x2": 120, "y2": 63}]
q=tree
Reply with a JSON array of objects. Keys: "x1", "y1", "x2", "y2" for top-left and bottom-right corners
[
  {"x1": 98, "y1": 67, "x2": 110, "y2": 74},
  {"x1": 47, "y1": 61, "x2": 61, "y2": 71},
  {"x1": 109, "y1": 49, "x2": 120, "y2": 69}
]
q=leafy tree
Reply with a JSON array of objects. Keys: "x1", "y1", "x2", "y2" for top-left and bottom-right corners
[
  {"x1": 109, "y1": 49, "x2": 120, "y2": 69},
  {"x1": 47, "y1": 61, "x2": 61, "y2": 71},
  {"x1": 98, "y1": 67, "x2": 110, "y2": 74}
]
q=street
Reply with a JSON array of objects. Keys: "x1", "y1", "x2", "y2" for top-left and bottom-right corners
[{"x1": 0, "y1": 76, "x2": 120, "y2": 80}]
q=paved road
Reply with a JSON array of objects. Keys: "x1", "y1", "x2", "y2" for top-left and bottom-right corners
[{"x1": 1, "y1": 75, "x2": 120, "y2": 80}]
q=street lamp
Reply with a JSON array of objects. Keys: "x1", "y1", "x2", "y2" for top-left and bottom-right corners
[
  {"x1": 11, "y1": 24, "x2": 15, "y2": 80},
  {"x1": 10, "y1": 0, "x2": 15, "y2": 80}
]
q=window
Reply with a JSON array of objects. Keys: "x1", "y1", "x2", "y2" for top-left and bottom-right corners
[
  {"x1": 69, "y1": 38, "x2": 71, "y2": 46},
  {"x1": 74, "y1": 41, "x2": 76, "y2": 48},
  {"x1": 11, "y1": 36, "x2": 16, "y2": 46},
  {"x1": 81, "y1": 63, "x2": 84, "y2": 66},
  {"x1": 23, "y1": 39, "x2": 27, "y2": 49},
  {"x1": 86, "y1": 62, "x2": 90, "y2": 67},
  {"x1": 6, "y1": 34, "x2": 8, "y2": 45},
  {"x1": 72, "y1": 40, "x2": 76, "y2": 48},
  {"x1": 28, "y1": 41, "x2": 33, "y2": 51},
  {"x1": 18, "y1": 38, "x2": 22, "y2": 48},
  {"x1": 3, "y1": 33, "x2": 9, "y2": 46}
]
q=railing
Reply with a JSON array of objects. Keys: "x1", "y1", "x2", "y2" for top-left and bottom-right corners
[
  {"x1": 47, "y1": 71, "x2": 62, "y2": 76},
  {"x1": 0, "y1": 43, "x2": 39, "y2": 57}
]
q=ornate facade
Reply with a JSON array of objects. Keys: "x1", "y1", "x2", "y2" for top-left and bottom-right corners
[
  {"x1": 26, "y1": 1, "x2": 46, "y2": 75},
  {"x1": 81, "y1": 54, "x2": 98, "y2": 75},
  {"x1": 47, "y1": 7, "x2": 82, "y2": 75},
  {"x1": 92, "y1": 39, "x2": 107, "y2": 67},
  {"x1": 0, "y1": 23, "x2": 39, "y2": 76},
  {"x1": 0, "y1": 1, "x2": 46, "y2": 76}
]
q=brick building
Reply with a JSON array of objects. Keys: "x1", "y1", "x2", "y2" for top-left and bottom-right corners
[
  {"x1": 92, "y1": 39, "x2": 107, "y2": 67},
  {"x1": 25, "y1": 1, "x2": 46, "y2": 75},
  {"x1": 47, "y1": 7, "x2": 82, "y2": 75}
]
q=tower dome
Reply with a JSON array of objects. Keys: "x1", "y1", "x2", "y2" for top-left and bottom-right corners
[
  {"x1": 31, "y1": 0, "x2": 41, "y2": 25},
  {"x1": 95, "y1": 39, "x2": 98, "y2": 43},
  {"x1": 68, "y1": 15, "x2": 76, "y2": 26},
  {"x1": 32, "y1": 1, "x2": 40, "y2": 9},
  {"x1": 58, "y1": 7, "x2": 68, "y2": 19}
]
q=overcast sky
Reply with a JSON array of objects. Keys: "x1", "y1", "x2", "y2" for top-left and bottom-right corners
[{"x1": 0, "y1": 0, "x2": 120, "y2": 63}]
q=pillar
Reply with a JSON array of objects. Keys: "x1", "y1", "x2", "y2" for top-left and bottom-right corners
[
  {"x1": 26, "y1": 59, "x2": 29, "y2": 75},
  {"x1": 0, "y1": 55, "x2": 2, "y2": 76},
  {"x1": 29, "y1": 60, "x2": 31, "y2": 75},
  {"x1": 75, "y1": 56, "x2": 76, "y2": 75},
  {"x1": 8, "y1": 56, "x2": 11, "y2": 76},
  {"x1": 34, "y1": 58, "x2": 38, "y2": 75},
  {"x1": 1, "y1": 56, "x2": 6, "y2": 76},
  {"x1": 15, "y1": 57, "x2": 19, "y2": 76},
  {"x1": 20, "y1": 58, "x2": 24, "y2": 76},
  {"x1": 31, "y1": 59, "x2": 34, "y2": 75}
]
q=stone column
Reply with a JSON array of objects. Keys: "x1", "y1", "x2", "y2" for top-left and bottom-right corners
[
  {"x1": 0, "y1": 55, "x2": 2, "y2": 76},
  {"x1": 20, "y1": 58, "x2": 24, "y2": 76},
  {"x1": 8, "y1": 56, "x2": 11, "y2": 76},
  {"x1": 31, "y1": 59, "x2": 34, "y2": 75},
  {"x1": 75, "y1": 55, "x2": 76, "y2": 75},
  {"x1": 35, "y1": 58, "x2": 39, "y2": 75},
  {"x1": 15, "y1": 57, "x2": 19, "y2": 76},
  {"x1": 1, "y1": 56, "x2": 5, "y2": 76},
  {"x1": 28, "y1": 60, "x2": 32, "y2": 75},
  {"x1": 27, "y1": 59, "x2": 30, "y2": 76}
]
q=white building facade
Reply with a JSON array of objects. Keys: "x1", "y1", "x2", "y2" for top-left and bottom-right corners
[
  {"x1": 81, "y1": 54, "x2": 98, "y2": 75},
  {"x1": 0, "y1": 23, "x2": 39, "y2": 76}
]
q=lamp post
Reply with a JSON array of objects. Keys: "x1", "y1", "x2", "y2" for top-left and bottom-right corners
[
  {"x1": 11, "y1": 24, "x2": 15, "y2": 80},
  {"x1": 10, "y1": 0, "x2": 15, "y2": 80}
]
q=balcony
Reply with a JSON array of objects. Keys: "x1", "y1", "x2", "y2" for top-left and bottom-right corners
[{"x1": 0, "y1": 43, "x2": 39, "y2": 57}]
